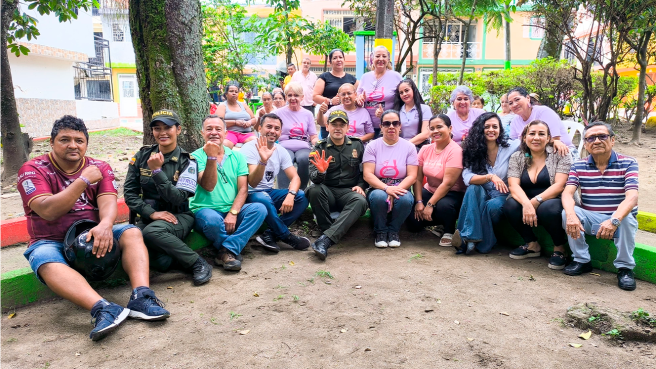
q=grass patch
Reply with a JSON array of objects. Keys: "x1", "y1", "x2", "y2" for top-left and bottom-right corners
[
  {"x1": 89, "y1": 128, "x2": 141, "y2": 137},
  {"x1": 316, "y1": 270, "x2": 334, "y2": 279},
  {"x1": 408, "y1": 253, "x2": 423, "y2": 262},
  {"x1": 229, "y1": 311, "x2": 242, "y2": 320}
]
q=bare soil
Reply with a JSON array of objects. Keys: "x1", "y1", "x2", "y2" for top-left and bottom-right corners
[{"x1": 2, "y1": 221, "x2": 656, "y2": 369}]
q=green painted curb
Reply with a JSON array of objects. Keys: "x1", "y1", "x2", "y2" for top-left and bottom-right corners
[
  {"x1": 638, "y1": 211, "x2": 656, "y2": 234},
  {"x1": 2, "y1": 208, "x2": 655, "y2": 310}
]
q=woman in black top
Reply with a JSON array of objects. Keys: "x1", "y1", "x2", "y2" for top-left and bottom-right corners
[{"x1": 313, "y1": 49, "x2": 359, "y2": 138}]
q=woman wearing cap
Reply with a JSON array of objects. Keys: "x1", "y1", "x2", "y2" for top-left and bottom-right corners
[
  {"x1": 313, "y1": 49, "x2": 359, "y2": 139},
  {"x1": 363, "y1": 109, "x2": 418, "y2": 248},
  {"x1": 216, "y1": 83, "x2": 257, "y2": 149},
  {"x1": 406, "y1": 114, "x2": 465, "y2": 246},
  {"x1": 124, "y1": 109, "x2": 212, "y2": 285},
  {"x1": 446, "y1": 85, "x2": 486, "y2": 144},
  {"x1": 392, "y1": 78, "x2": 432, "y2": 150},
  {"x1": 276, "y1": 82, "x2": 318, "y2": 190},
  {"x1": 506, "y1": 86, "x2": 574, "y2": 156},
  {"x1": 451, "y1": 112, "x2": 520, "y2": 255},
  {"x1": 317, "y1": 83, "x2": 374, "y2": 142},
  {"x1": 358, "y1": 46, "x2": 403, "y2": 139}
]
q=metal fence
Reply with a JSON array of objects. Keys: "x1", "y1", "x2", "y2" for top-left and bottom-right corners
[{"x1": 74, "y1": 36, "x2": 113, "y2": 101}]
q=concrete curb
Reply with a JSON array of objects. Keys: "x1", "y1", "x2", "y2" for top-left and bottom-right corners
[
  {"x1": 3, "y1": 207, "x2": 656, "y2": 311},
  {"x1": 637, "y1": 211, "x2": 656, "y2": 234},
  {"x1": 1, "y1": 199, "x2": 130, "y2": 247}
]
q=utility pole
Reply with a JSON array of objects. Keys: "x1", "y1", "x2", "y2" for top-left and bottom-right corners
[{"x1": 375, "y1": 0, "x2": 394, "y2": 66}]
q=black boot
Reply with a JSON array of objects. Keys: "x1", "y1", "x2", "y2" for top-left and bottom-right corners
[{"x1": 312, "y1": 235, "x2": 334, "y2": 261}]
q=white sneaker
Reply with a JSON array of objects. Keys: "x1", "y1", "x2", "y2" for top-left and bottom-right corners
[{"x1": 374, "y1": 233, "x2": 388, "y2": 248}]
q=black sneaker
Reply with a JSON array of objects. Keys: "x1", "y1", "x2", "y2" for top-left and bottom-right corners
[
  {"x1": 617, "y1": 268, "x2": 636, "y2": 291},
  {"x1": 509, "y1": 245, "x2": 540, "y2": 260},
  {"x1": 548, "y1": 251, "x2": 566, "y2": 270},
  {"x1": 374, "y1": 232, "x2": 388, "y2": 248},
  {"x1": 312, "y1": 235, "x2": 334, "y2": 261},
  {"x1": 256, "y1": 230, "x2": 280, "y2": 253},
  {"x1": 190, "y1": 256, "x2": 212, "y2": 286},
  {"x1": 89, "y1": 301, "x2": 129, "y2": 341},
  {"x1": 387, "y1": 232, "x2": 401, "y2": 247},
  {"x1": 281, "y1": 233, "x2": 311, "y2": 250},
  {"x1": 563, "y1": 261, "x2": 593, "y2": 276}
]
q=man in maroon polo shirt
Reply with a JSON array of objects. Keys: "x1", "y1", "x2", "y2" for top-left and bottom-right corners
[{"x1": 17, "y1": 115, "x2": 170, "y2": 341}]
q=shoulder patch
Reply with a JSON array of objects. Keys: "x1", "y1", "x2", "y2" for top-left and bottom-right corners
[{"x1": 175, "y1": 160, "x2": 197, "y2": 194}]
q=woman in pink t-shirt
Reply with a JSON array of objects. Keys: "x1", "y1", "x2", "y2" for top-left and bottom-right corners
[
  {"x1": 363, "y1": 110, "x2": 418, "y2": 248},
  {"x1": 446, "y1": 85, "x2": 486, "y2": 144},
  {"x1": 407, "y1": 114, "x2": 465, "y2": 247}
]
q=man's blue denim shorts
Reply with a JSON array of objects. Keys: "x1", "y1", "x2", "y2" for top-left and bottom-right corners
[{"x1": 23, "y1": 224, "x2": 138, "y2": 284}]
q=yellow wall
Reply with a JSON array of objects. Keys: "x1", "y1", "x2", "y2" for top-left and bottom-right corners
[
  {"x1": 111, "y1": 67, "x2": 137, "y2": 103},
  {"x1": 484, "y1": 11, "x2": 542, "y2": 62}
]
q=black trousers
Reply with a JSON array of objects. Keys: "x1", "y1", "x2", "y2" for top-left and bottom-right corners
[
  {"x1": 406, "y1": 188, "x2": 464, "y2": 234},
  {"x1": 503, "y1": 197, "x2": 567, "y2": 246}
]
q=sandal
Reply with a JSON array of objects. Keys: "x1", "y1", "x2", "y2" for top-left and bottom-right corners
[{"x1": 439, "y1": 233, "x2": 453, "y2": 247}]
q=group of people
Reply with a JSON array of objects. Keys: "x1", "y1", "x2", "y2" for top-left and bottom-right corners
[{"x1": 16, "y1": 49, "x2": 641, "y2": 342}]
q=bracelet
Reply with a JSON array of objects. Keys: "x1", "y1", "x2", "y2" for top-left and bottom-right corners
[
  {"x1": 207, "y1": 156, "x2": 218, "y2": 161},
  {"x1": 152, "y1": 169, "x2": 162, "y2": 175},
  {"x1": 383, "y1": 185, "x2": 389, "y2": 193},
  {"x1": 257, "y1": 160, "x2": 267, "y2": 166},
  {"x1": 78, "y1": 176, "x2": 91, "y2": 186},
  {"x1": 416, "y1": 200, "x2": 423, "y2": 204}
]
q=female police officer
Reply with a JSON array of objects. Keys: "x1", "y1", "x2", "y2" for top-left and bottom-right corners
[{"x1": 124, "y1": 109, "x2": 213, "y2": 286}]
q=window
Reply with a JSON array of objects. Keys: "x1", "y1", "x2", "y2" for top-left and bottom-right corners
[
  {"x1": 112, "y1": 23, "x2": 124, "y2": 42},
  {"x1": 323, "y1": 10, "x2": 356, "y2": 36},
  {"x1": 524, "y1": 16, "x2": 545, "y2": 39},
  {"x1": 424, "y1": 21, "x2": 476, "y2": 44},
  {"x1": 122, "y1": 80, "x2": 134, "y2": 98}
]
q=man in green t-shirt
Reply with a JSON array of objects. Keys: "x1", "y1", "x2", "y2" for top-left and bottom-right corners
[{"x1": 190, "y1": 115, "x2": 267, "y2": 271}]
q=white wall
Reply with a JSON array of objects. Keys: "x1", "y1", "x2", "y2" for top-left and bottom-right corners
[
  {"x1": 101, "y1": 15, "x2": 135, "y2": 64},
  {"x1": 23, "y1": 8, "x2": 95, "y2": 56},
  {"x1": 9, "y1": 54, "x2": 75, "y2": 100},
  {"x1": 75, "y1": 100, "x2": 119, "y2": 120}
]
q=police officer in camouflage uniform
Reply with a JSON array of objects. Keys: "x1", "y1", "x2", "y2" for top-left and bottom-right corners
[
  {"x1": 124, "y1": 109, "x2": 212, "y2": 285},
  {"x1": 307, "y1": 110, "x2": 369, "y2": 260}
]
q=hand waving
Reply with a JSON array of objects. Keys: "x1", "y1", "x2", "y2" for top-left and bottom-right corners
[
  {"x1": 256, "y1": 136, "x2": 276, "y2": 163},
  {"x1": 309, "y1": 150, "x2": 332, "y2": 173}
]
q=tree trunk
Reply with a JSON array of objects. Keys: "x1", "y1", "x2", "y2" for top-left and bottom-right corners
[
  {"x1": 504, "y1": 3, "x2": 511, "y2": 69},
  {"x1": 432, "y1": 18, "x2": 445, "y2": 87},
  {"x1": 630, "y1": 30, "x2": 652, "y2": 144},
  {"x1": 323, "y1": 54, "x2": 328, "y2": 73},
  {"x1": 1, "y1": 0, "x2": 29, "y2": 180},
  {"x1": 458, "y1": 0, "x2": 477, "y2": 85},
  {"x1": 537, "y1": 18, "x2": 563, "y2": 59},
  {"x1": 129, "y1": 0, "x2": 206, "y2": 151}
]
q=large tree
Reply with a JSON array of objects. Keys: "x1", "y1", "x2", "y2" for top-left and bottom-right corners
[
  {"x1": 256, "y1": 0, "x2": 309, "y2": 65},
  {"x1": 304, "y1": 21, "x2": 355, "y2": 72},
  {"x1": 1, "y1": 0, "x2": 96, "y2": 180},
  {"x1": 129, "y1": 0, "x2": 206, "y2": 149}
]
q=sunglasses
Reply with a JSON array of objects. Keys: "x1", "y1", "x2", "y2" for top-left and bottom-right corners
[
  {"x1": 584, "y1": 134, "x2": 611, "y2": 143},
  {"x1": 381, "y1": 121, "x2": 401, "y2": 128},
  {"x1": 218, "y1": 164, "x2": 228, "y2": 184}
]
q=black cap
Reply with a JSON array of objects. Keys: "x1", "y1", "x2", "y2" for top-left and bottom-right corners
[{"x1": 150, "y1": 109, "x2": 181, "y2": 127}]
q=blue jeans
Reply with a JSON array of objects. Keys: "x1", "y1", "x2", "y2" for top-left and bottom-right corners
[
  {"x1": 367, "y1": 189, "x2": 414, "y2": 233},
  {"x1": 247, "y1": 189, "x2": 309, "y2": 239},
  {"x1": 193, "y1": 203, "x2": 267, "y2": 255},
  {"x1": 23, "y1": 224, "x2": 138, "y2": 284},
  {"x1": 457, "y1": 185, "x2": 507, "y2": 253}
]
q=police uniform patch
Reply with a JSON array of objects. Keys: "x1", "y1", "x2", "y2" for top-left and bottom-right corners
[
  {"x1": 140, "y1": 168, "x2": 152, "y2": 177},
  {"x1": 129, "y1": 157, "x2": 136, "y2": 165},
  {"x1": 352, "y1": 149, "x2": 358, "y2": 158},
  {"x1": 175, "y1": 160, "x2": 198, "y2": 194},
  {"x1": 171, "y1": 156, "x2": 178, "y2": 162}
]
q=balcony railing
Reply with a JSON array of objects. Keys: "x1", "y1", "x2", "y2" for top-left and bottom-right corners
[{"x1": 422, "y1": 42, "x2": 482, "y2": 60}]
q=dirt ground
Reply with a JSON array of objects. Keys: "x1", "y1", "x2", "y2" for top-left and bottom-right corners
[{"x1": 2, "y1": 219, "x2": 656, "y2": 369}]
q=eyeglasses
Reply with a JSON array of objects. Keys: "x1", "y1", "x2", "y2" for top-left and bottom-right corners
[
  {"x1": 584, "y1": 134, "x2": 611, "y2": 143},
  {"x1": 381, "y1": 121, "x2": 401, "y2": 128}
]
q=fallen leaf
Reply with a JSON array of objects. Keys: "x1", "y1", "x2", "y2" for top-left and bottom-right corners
[
  {"x1": 289, "y1": 261, "x2": 295, "y2": 266},
  {"x1": 590, "y1": 273, "x2": 601, "y2": 276},
  {"x1": 340, "y1": 328, "x2": 348, "y2": 333},
  {"x1": 7, "y1": 313, "x2": 15, "y2": 319},
  {"x1": 569, "y1": 343, "x2": 582, "y2": 348},
  {"x1": 364, "y1": 348, "x2": 371, "y2": 352},
  {"x1": 167, "y1": 286, "x2": 173, "y2": 289},
  {"x1": 355, "y1": 285, "x2": 362, "y2": 289},
  {"x1": 467, "y1": 338, "x2": 474, "y2": 341},
  {"x1": 579, "y1": 330, "x2": 592, "y2": 340},
  {"x1": 253, "y1": 292, "x2": 259, "y2": 297},
  {"x1": 500, "y1": 312, "x2": 510, "y2": 316},
  {"x1": 454, "y1": 320, "x2": 460, "y2": 325},
  {"x1": 239, "y1": 330, "x2": 250, "y2": 335}
]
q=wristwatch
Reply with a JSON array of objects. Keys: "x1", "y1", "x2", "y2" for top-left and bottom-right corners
[
  {"x1": 426, "y1": 202, "x2": 434, "y2": 208},
  {"x1": 535, "y1": 195, "x2": 543, "y2": 204},
  {"x1": 288, "y1": 190, "x2": 297, "y2": 196},
  {"x1": 229, "y1": 209, "x2": 239, "y2": 216},
  {"x1": 611, "y1": 217, "x2": 621, "y2": 227}
]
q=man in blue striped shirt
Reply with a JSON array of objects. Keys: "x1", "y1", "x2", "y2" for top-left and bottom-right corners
[{"x1": 561, "y1": 122, "x2": 639, "y2": 291}]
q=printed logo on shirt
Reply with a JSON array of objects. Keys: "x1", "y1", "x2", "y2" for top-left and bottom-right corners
[
  {"x1": 379, "y1": 159, "x2": 399, "y2": 178},
  {"x1": 22, "y1": 179, "x2": 36, "y2": 195},
  {"x1": 265, "y1": 171, "x2": 274, "y2": 182},
  {"x1": 348, "y1": 120, "x2": 357, "y2": 135},
  {"x1": 17, "y1": 171, "x2": 36, "y2": 181},
  {"x1": 113, "y1": 180, "x2": 119, "y2": 190},
  {"x1": 289, "y1": 122, "x2": 306, "y2": 140},
  {"x1": 364, "y1": 87, "x2": 386, "y2": 109}
]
